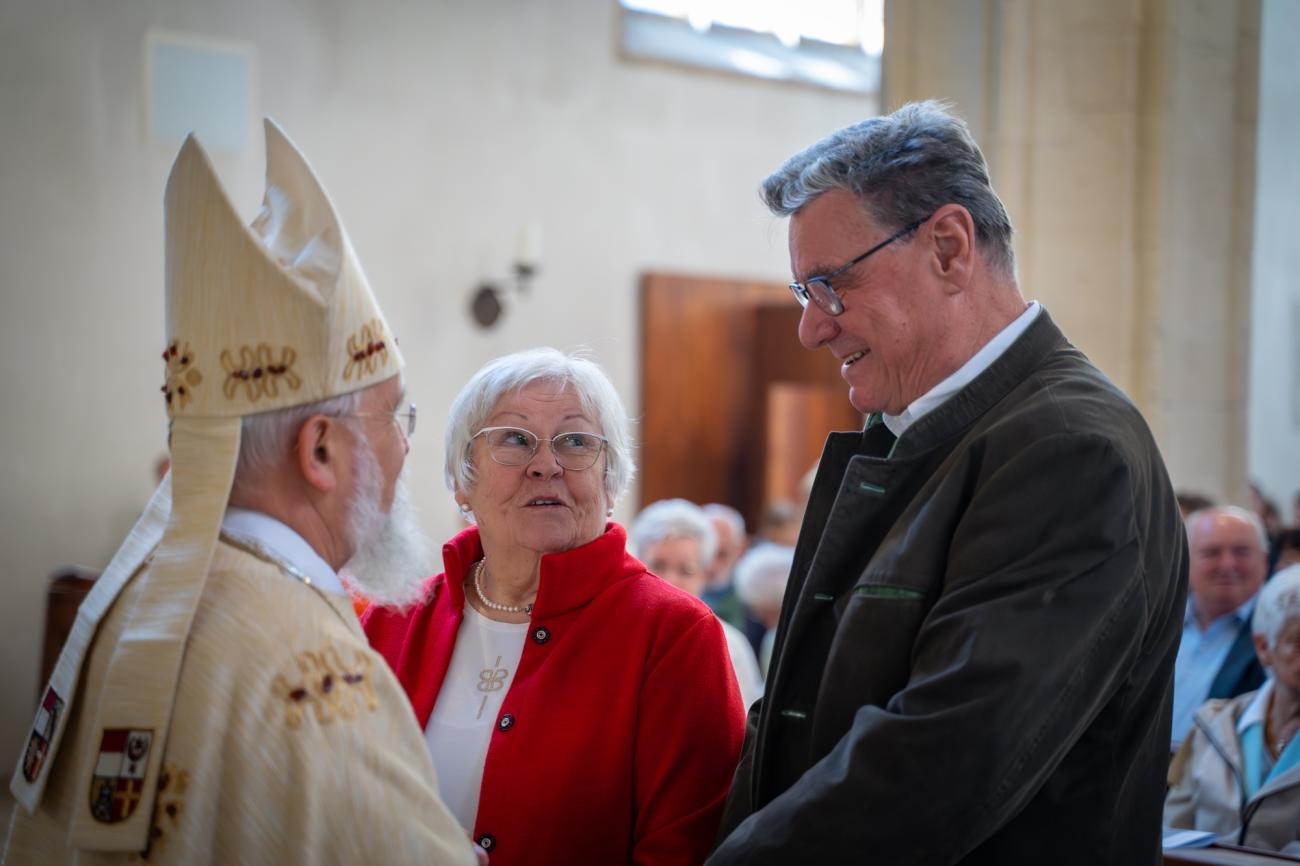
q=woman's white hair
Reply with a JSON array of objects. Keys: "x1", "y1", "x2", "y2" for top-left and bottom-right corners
[
  {"x1": 734, "y1": 543, "x2": 794, "y2": 611},
  {"x1": 629, "y1": 499, "x2": 718, "y2": 567},
  {"x1": 1253, "y1": 565, "x2": 1300, "y2": 652},
  {"x1": 444, "y1": 347, "x2": 635, "y2": 507}
]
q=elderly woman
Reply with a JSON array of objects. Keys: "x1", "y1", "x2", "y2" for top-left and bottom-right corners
[
  {"x1": 364, "y1": 348, "x2": 744, "y2": 866},
  {"x1": 630, "y1": 498, "x2": 765, "y2": 709},
  {"x1": 1165, "y1": 565, "x2": 1300, "y2": 851}
]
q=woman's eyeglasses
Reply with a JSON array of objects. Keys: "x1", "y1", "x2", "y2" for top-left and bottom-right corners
[{"x1": 473, "y1": 426, "x2": 607, "y2": 471}]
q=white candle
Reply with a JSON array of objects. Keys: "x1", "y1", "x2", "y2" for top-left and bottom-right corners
[{"x1": 519, "y1": 224, "x2": 543, "y2": 266}]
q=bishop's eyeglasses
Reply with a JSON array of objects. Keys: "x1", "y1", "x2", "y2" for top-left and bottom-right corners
[{"x1": 340, "y1": 404, "x2": 418, "y2": 437}]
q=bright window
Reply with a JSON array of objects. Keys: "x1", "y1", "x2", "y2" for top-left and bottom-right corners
[{"x1": 620, "y1": 0, "x2": 883, "y2": 94}]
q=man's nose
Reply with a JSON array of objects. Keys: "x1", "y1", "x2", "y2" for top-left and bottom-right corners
[{"x1": 798, "y1": 302, "x2": 837, "y2": 350}]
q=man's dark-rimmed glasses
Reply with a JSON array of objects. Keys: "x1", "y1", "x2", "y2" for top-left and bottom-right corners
[{"x1": 789, "y1": 215, "x2": 930, "y2": 316}]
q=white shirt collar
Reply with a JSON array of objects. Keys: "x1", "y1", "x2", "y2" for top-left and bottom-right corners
[
  {"x1": 883, "y1": 301, "x2": 1041, "y2": 439},
  {"x1": 1239, "y1": 676, "x2": 1274, "y2": 735},
  {"x1": 220, "y1": 507, "x2": 346, "y2": 595}
]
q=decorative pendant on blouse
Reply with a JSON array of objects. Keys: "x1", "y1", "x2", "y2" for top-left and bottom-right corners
[
  {"x1": 477, "y1": 654, "x2": 509, "y2": 720},
  {"x1": 473, "y1": 559, "x2": 535, "y2": 615}
]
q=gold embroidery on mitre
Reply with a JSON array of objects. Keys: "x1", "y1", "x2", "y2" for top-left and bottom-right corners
[
  {"x1": 271, "y1": 645, "x2": 379, "y2": 729},
  {"x1": 133, "y1": 762, "x2": 190, "y2": 862},
  {"x1": 220, "y1": 345, "x2": 301, "y2": 402},
  {"x1": 343, "y1": 319, "x2": 389, "y2": 381},
  {"x1": 160, "y1": 342, "x2": 203, "y2": 414}
]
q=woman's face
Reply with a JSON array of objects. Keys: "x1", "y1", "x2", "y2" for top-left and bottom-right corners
[
  {"x1": 1259, "y1": 616, "x2": 1300, "y2": 694},
  {"x1": 642, "y1": 536, "x2": 707, "y2": 598},
  {"x1": 461, "y1": 381, "x2": 612, "y2": 558}
]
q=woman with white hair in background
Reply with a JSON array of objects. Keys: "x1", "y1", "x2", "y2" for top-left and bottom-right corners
[
  {"x1": 734, "y1": 544, "x2": 795, "y2": 679},
  {"x1": 364, "y1": 348, "x2": 743, "y2": 866},
  {"x1": 630, "y1": 498, "x2": 765, "y2": 709},
  {"x1": 1166, "y1": 565, "x2": 1300, "y2": 851}
]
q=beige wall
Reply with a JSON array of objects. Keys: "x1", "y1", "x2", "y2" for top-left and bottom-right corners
[
  {"x1": 0, "y1": 0, "x2": 871, "y2": 769},
  {"x1": 885, "y1": 0, "x2": 1262, "y2": 503}
]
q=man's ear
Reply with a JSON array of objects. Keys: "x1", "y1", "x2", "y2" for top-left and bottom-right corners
[
  {"x1": 928, "y1": 204, "x2": 976, "y2": 292},
  {"x1": 296, "y1": 415, "x2": 343, "y2": 494},
  {"x1": 1253, "y1": 632, "x2": 1274, "y2": 668}
]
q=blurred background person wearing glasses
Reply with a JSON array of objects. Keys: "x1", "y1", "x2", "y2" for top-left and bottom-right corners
[{"x1": 364, "y1": 348, "x2": 744, "y2": 866}]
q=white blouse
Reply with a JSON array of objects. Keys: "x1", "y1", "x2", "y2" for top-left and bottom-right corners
[{"x1": 424, "y1": 605, "x2": 528, "y2": 831}]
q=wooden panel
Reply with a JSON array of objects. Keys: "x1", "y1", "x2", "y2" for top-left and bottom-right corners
[
  {"x1": 639, "y1": 272, "x2": 862, "y2": 527},
  {"x1": 639, "y1": 274, "x2": 783, "y2": 524},
  {"x1": 765, "y1": 383, "x2": 859, "y2": 505},
  {"x1": 41, "y1": 569, "x2": 97, "y2": 698}
]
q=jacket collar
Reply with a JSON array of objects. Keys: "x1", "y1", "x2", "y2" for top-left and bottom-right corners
[
  {"x1": 889, "y1": 307, "x2": 1071, "y2": 459},
  {"x1": 439, "y1": 521, "x2": 643, "y2": 618}
]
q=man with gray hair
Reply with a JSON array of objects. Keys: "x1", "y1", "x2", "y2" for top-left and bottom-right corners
[
  {"x1": 708, "y1": 102, "x2": 1186, "y2": 864},
  {"x1": 1171, "y1": 506, "x2": 1271, "y2": 748}
]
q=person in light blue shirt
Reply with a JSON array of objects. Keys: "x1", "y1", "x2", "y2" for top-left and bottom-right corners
[
  {"x1": 1165, "y1": 566, "x2": 1300, "y2": 853},
  {"x1": 1172, "y1": 506, "x2": 1270, "y2": 746}
]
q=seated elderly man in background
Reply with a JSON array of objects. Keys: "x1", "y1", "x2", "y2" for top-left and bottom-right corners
[
  {"x1": 1166, "y1": 565, "x2": 1300, "y2": 851},
  {"x1": 6, "y1": 123, "x2": 473, "y2": 864},
  {"x1": 1173, "y1": 507, "x2": 1272, "y2": 748},
  {"x1": 631, "y1": 498, "x2": 765, "y2": 709},
  {"x1": 732, "y1": 544, "x2": 794, "y2": 679},
  {"x1": 364, "y1": 348, "x2": 744, "y2": 866}
]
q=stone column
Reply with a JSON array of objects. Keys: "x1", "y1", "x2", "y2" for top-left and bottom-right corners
[{"x1": 883, "y1": 0, "x2": 1260, "y2": 502}]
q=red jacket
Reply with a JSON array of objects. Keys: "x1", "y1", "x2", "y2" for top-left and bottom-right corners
[{"x1": 364, "y1": 523, "x2": 745, "y2": 866}]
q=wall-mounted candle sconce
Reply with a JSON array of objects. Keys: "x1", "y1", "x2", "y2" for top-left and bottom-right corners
[{"x1": 470, "y1": 226, "x2": 542, "y2": 329}]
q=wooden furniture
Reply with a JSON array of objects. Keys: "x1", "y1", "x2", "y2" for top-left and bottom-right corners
[{"x1": 40, "y1": 567, "x2": 98, "y2": 694}]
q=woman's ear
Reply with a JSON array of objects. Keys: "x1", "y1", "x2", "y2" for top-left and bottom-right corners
[
  {"x1": 1253, "y1": 632, "x2": 1275, "y2": 669},
  {"x1": 296, "y1": 415, "x2": 343, "y2": 494}
]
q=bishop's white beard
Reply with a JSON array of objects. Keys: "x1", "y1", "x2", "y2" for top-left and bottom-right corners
[{"x1": 341, "y1": 438, "x2": 435, "y2": 610}]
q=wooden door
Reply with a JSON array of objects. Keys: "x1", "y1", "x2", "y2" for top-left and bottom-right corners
[{"x1": 639, "y1": 272, "x2": 862, "y2": 527}]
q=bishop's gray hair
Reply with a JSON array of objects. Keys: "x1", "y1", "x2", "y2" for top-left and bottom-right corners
[
  {"x1": 761, "y1": 100, "x2": 1015, "y2": 276},
  {"x1": 231, "y1": 390, "x2": 364, "y2": 496},
  {"x1": 444, "y1": 347, "x2": 635, "y2": 506},
  {"x1": 630, "y1": 499, "x2": 718, "y2": 569}
]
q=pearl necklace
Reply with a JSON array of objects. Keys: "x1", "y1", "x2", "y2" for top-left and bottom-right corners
[{"x1": 472, "y1": 559, "x2": 534, "y2": 615}]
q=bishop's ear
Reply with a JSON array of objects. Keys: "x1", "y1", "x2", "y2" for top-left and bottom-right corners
[{"x1": 296, "y1": 414, "x2": 343, "y2": 493}]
